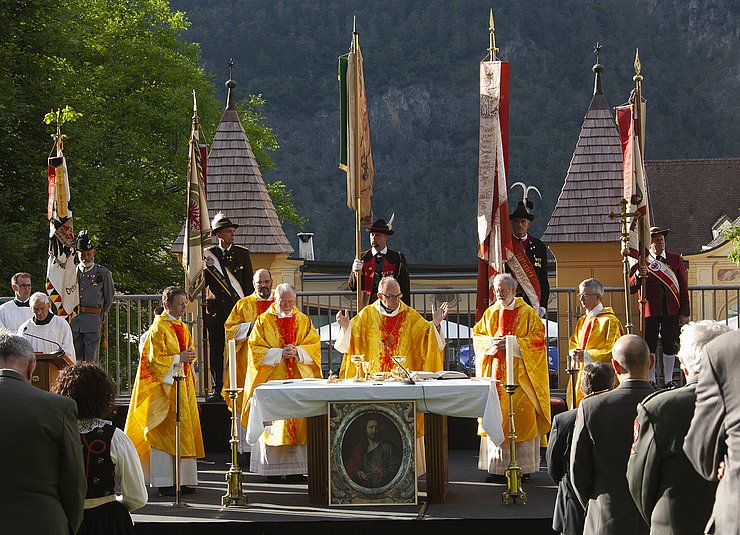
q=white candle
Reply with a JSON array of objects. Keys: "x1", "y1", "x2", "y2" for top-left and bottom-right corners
[
  {"x1": 505, "y1": 335, "x2": 517, "y2": 385},
  {"x1": 228, "y1": 339, "x2": 237, "y2": 389}
]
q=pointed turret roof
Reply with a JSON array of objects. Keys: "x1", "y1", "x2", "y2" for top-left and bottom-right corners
[
  {"x1": 172, "y1": 68, "x2": 293, "y2": 255},
  {"x1": 542, "y1": 54, "x2": 623, "y2": 243}
]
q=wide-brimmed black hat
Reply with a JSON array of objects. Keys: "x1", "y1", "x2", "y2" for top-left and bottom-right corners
[
  {"x1": 76, "y1": 230, "x2": 95, "y2": 251},
  {"x1": 650, "y1": 226, "x2": 670, "y2": 237},
  {"x1": 211, "y1": 212, "x2": 239, "y2": 234},
  {"x1": 509, "y1": 200, "x2": 535, "y2": 221},
  {"x1": 368, "y1": 218, "x2": 394, "y2": 235}
]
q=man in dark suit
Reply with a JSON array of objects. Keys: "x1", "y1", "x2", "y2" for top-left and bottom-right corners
[
  {"x1": 0, "y1": 329, "x2": 86, "y2": 534},
  {"x1": 508, "y1": 199, "x2": 549, "y2": 317},
  {"x1": 204, "y1": 212, "x2": 253, "y2": 402},
  {"x1": 548, "y1": 361, "x2": 616, "y2": 535},
  {"x1": 631, "y1": 227, "x2": 690, "y2": 386},
  {"x1": 628, "y1": 320, "x2": 730, "y2": 535},
  {"x1": 348, "y1": 217, "x2": 410, "y2": 308},
  {"x1": 571, "y1": 334, "x2": 655, "y2": 535},
  {"x1": 684, "y1": 329, "x2": 740, "y2": 535}
]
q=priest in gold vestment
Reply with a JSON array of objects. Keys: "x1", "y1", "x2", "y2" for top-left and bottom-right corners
[
  {"x1": 335, "y1": 277, "x2": 448, "y2": 475},
  {"x1": 567, "y1": 278, "x2": 624, "y2": 408},
  {"x1": 241, "y1": 283, "x2": 322, "y2": 480},
  {"x1": 125, "y1": 286, "x2": 204, "y2": 495},
  {"x1": 473, "y1": 273, "x2": 550, "y2": 478},
  {"x1": 222, "y1": 269, "x2": 274, "y2": 410}
]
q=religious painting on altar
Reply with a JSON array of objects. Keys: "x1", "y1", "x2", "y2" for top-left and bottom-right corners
[{"x1": 328, "y1": 400, "x2": 416, "y2": 505}]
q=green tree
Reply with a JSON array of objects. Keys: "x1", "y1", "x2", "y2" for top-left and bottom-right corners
[{"x1": 0, "y1": 0, "x2": 303, "y2": 295}]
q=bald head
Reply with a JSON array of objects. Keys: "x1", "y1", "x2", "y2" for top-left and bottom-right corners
[{"x1": 612, "y1": 334, "x2": 652, "y2": 379}]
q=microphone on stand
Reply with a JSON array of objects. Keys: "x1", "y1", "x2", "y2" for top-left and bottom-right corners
[
  {"x1": 22, "y1": 327, "x2": 65, "y2": 356},
  {"x1": 390, "y1": 356, "x2": 415, "y2": 385}
]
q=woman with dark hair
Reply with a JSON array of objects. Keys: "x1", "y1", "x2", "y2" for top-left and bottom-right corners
[{"x1": 53, "y1": 362, "x2": 147, "y2": 534}]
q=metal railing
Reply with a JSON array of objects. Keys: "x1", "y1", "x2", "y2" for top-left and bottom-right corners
[{"x1": 95, "y1": 284, "x2": 739, "y2": 398}]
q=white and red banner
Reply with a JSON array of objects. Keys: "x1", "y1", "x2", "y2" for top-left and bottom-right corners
[
  {"x1": 476, "y1": 60, "x2": 512, "y2": 319},
  {"x1": 616, "y1": 100, "x2": 651, "y2": 266},
  {"x1": 46, "y1": 145, "x2": 79, "y2": 318}
]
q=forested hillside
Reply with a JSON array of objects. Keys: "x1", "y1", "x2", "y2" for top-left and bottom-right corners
[{"x1": 171, "y1": 0, "x2": 738, "y2": 265}]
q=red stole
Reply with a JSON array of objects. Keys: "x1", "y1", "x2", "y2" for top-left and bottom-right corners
[
  {"x1": 379, "y1": 310, "x2": 407, "y2": 371},
  {"x1": 256, "y1": 299, "x2": 273, "y2": 315},
  {"x1": 275, "y1": 314, "x2": 298, "y2": 443},
  {"x1": 170, "y1": 322, "x2": 190, "y2": 376},
  {"x1": 578, "y1": 315, "x2": 597, "y2": 350}
]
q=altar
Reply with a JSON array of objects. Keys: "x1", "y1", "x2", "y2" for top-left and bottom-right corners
[{"x1": 246, "y1": 378, "x2": 504, "y2": 503}]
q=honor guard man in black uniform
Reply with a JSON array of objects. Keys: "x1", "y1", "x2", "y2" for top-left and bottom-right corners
[
  {"x1": 508, "y1": 191, "x2": 550, "y2": 317},
  {"x1": 71, "y1": 231, "x2": 114, "y2": 363},
  {"x1": 204, "y1": 212, "x2": 253, "y2": 402},
  {"x1": 348, "y1": 217, "x2": 410, "y2": 308}
]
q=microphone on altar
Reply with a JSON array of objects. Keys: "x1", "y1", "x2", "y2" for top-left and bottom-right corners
[
  {"x1": 390, "y1": 356, "x2": 415, "y2": 385},
  {"x1": 22, "y1": 327, "x2": 65, "y2": 357}
]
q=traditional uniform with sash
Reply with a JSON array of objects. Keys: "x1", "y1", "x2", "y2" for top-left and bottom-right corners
[
  {"x1": 630, "y1": 228, "x2": 689, "y2": 384},
  {"x1": 473, "y1": 296, "x2": 551, "y2": 475},
  {"x1": 349, "y1": 248, "x2": 410, "y2": 306},
  {"x1": 241, "y1": 302, "x2": 322, "y2": 476},
  {"x1": 506, "y1": 201, "x2": 549, "y2": 315},
  {"x1": 124, "y1": 312, "x2": 204, "y2": 488},
  {"x1": 347, "y1": 218, "x2": 411, "y2": 307},
  {"x1": 203, "y1": 219, "x2": 253, "y2": 395},
  {"x1": 71, "y1": 231, "x2": 114, "y2": 363},
  {"x1": 566, "y1": 304, "x2": 625, "y2": 408}
]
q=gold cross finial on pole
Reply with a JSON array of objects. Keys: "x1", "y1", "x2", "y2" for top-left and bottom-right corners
[{"x1": 609, "y1": 199, "x2": 639, "y2": 334}]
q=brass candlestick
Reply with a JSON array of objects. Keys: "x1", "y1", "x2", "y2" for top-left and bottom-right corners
[
  {"x1": 221, "y1": 388, "x2": 248, "y2": 507},
  {"x1": 170, "y1": 367, "x2": 189, "y2": 508},
  {"x1": 566, "y1": 363, "x2": 579, "y2": 409},
  {"x1": 502, "y1": 382, "x2": 527, "y2": 505}
]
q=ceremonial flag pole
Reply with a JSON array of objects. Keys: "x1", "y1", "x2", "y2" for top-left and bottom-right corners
[
  {"x1": 476, "y1": 9, "x2": 511, "y2": 321},
  {"x1": 339, "y1": 18, "x2": 374, "y2": 312},
  {"x1": 45, "y1": 108, "x2": 80, "y2": 319},
  {"x1": 182, "y1": 91, "x2": 212, "y2": 392},
  {"x1": 616, "y1": 50, "x2": 652, "y2": 334}
]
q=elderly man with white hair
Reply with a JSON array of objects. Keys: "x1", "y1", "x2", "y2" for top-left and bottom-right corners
[
  {"x1": 18, "y1": 292, "x2": 76, "y2": 362},
  {"x1": 567, "y1": 278, "x2": 625, "y2": 408},
  {"x1": 241, "y1": 283, "x2": 322, "y2": 482},
  {"x1": 627, "y1": 320, "x2": 731, "y2": 535},
  {"x1": 473, "y1": 273, "x2": 550, "y2": 481}
]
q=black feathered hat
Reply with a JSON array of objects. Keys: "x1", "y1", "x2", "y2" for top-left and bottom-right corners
[
  {"x1": 368, "y1": 218, "x2": 394, "y2": 236},
  {"x1": 509, "y1": 200, "x2": 535, "y2": 221},
  {"x1": 75, "y1": 230, "x2": 95, "y2": 251}
]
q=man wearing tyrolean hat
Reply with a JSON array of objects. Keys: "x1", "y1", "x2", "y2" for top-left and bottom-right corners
[
  {"x1": 348, "y1": 216, "x2": 410, "y2": 308},
  {"x1": 70, "y1": 231, "x2": 114, "y2": 363},
  {"x1": 630, "y1": 227, "x2": 690, "y2": 386},
  {"x1": 204, "y1": 212, "x2": 253, "y2": 401},
  {"x1": 508, "y1": 196, "x2": 550, "y2": 317}
]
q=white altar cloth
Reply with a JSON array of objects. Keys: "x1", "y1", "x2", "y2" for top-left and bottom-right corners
[{"x1": 246, "y1": 378, "x2": 504, "y2": 446}]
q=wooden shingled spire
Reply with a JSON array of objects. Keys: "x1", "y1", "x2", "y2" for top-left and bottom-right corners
[
  {"x1": 542, "y1": 46, "x2": 623, "y2": 243},
  {"x1": 172, "y1": 61, "x2": 293, "y2": 256}
]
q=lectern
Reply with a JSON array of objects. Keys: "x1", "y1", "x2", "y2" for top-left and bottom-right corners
[{"x1": 32, "y1": 352, "x2": 73, "y2": 391}]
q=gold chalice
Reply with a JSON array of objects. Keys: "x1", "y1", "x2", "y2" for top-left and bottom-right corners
[
  {"x1": 350, "y1": 354, "x2": 365, "y2": 382},
  {"x1": 361, "y1": 360, "x2": 374, "y2": 380}
]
